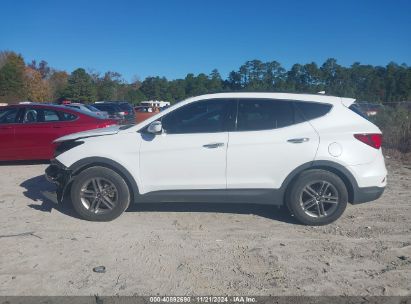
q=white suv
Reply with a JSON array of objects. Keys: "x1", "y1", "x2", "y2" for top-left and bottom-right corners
[{"x1": 46, "y1": 93, "x2": 387, "y2": 225}]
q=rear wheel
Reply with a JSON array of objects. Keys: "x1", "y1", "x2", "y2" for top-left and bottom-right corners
[
  {"x1": 70, "y1": 166, "x2": 130, "y2": 221},
  {"x1": 286, "y1": 169, "x2": 348, "y2": 225}
]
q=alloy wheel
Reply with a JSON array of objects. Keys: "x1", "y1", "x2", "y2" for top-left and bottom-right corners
[
  {"x1": 80, "y1": 178, "x2": 118, "y2": 214},
  {"x1": 299, "y1": 180, "x2": 339, "y2": 218}
]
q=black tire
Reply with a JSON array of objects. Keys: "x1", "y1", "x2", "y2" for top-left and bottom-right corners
[
  {"x1": 286, "y1": 169, "x2": 348, "y2": 226},
  {"x1": 70, "y1": 166, "x2": 130, "y2": 221}
]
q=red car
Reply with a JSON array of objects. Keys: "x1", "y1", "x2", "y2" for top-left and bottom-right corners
[{"x1": 0, "y1": 104, "x2": 117, "y2": 161}]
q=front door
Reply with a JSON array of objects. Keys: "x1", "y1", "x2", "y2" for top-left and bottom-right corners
[
  {"x1": 139, "y1": 99, "x2": 235, "y2": 194},
  {"x1": 0, "y1": 107, "x2": 20, "y2": 160}
]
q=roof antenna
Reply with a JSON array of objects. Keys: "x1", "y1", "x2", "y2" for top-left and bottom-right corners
[{"x1": 317, "y1": 91, "x2": 326, "y2": 95}]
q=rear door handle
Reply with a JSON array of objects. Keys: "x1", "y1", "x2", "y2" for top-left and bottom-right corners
[
  {"x1": 203, "y1": 143, "x2": 225, "y2": 149},
  {"x1": 287, "y1": 138, "x2": 310, "y2": 144}
]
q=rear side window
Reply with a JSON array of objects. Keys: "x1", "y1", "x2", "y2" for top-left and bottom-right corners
[
  {"x1": 59, "y1": 111, "x2": 77, "y2": 121},
  {"x1": 0, "y1": 108, "x2": 19, "y2": 124},
  {"x1": 237, "y1": 99, "x2": 295, "y2": 131},
  {"x1": 294, "y1": 102, "x2": 332, "y2": 121},
  {"x1": 43, "y1": 110, "x2": 60, "y2": 122}
]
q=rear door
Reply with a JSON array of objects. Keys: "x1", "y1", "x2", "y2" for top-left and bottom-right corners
[{"x1": 226, "y1": 99, "x2": 320, "y2": 190}]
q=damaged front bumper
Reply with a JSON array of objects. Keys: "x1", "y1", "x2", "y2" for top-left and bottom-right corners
[{"x1": 45, "y1": 159, "x2": 72, "y2": 201}]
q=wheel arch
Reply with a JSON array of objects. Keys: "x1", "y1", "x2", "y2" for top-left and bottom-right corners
[
  {"x1": 68, "y1": 157, "x2": 140, "y2": 204},
  {"x1": 281, "y1": 160, "x2": 358, "y2": 204}
]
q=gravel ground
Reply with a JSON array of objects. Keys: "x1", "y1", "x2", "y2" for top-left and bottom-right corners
[{"x1": 0, "y1": 158, "x2": 410, "y2": 296}]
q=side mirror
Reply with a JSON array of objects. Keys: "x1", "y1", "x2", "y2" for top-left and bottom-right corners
[{"x1": 147, "y1": 121, "x2": 163, "y2": 134}]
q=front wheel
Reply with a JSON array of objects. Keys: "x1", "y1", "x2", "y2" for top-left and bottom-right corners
[
  {"x1": 70, "y1": 166, "x2": 130, "y2": 221},
  {"x1": 286, "y1": 169, "x2": 348, "y2": 225}
]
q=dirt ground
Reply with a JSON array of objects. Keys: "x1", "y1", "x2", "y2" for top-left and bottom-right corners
[{"x1": 0, "y1": 157, "x2": 410, "y2": 296}]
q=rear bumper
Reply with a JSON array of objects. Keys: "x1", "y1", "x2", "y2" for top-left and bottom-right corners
[{"x1": 351, "y1": 186, "x2": 385, "y2": 204}]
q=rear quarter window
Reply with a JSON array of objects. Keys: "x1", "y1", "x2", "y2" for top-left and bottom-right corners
[
  {"x1": 294, "y1": 102, "x2": 332, "y2": 121},
  {"x1": 349, "y1": 104, "x2": 369, "y2": 120}
]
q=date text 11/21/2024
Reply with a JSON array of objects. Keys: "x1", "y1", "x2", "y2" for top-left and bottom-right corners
[{"x1": 149, "y1": 296, "x2": 257, "y2": 303}]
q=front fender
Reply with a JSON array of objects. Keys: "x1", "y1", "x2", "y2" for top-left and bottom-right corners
[{"x1": 69, "y1": 157, "x2": 140, "y2": 204}]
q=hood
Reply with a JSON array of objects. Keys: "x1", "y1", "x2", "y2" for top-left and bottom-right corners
[{"x1": 54, "y1": 125, "x2": 121, "y2": 143}]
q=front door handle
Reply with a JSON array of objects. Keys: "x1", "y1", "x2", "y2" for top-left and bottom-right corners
[
  {"x1": 203, "y1": 143, "x2": 224, "y2": 149},
  {"x1": 287, "y1": 138, "x2": 310, "y2": 144}
]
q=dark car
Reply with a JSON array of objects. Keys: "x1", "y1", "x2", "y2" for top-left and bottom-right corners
[
  {"x1": 0, "y1": 104, "x2": 117, "y2": 161},
  {"x1": 93, "y1": 102, "x2": 135, "y2": 124},
  {"x1": 115, "y1": 101, "x2": 136, "y2": 123}
]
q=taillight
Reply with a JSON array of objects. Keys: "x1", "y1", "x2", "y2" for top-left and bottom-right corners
[{"x1": 354, "y1": 133, "x2": 382, "y2": 149}]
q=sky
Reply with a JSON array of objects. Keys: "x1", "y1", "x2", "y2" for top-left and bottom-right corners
[{"x1": 1, "y1": 0, "x2": 410, "y2": 82}]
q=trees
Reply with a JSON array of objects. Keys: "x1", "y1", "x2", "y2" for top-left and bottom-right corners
[
  {"x1": 48, "y1": 71, "x2": 69, "y2": 100},
  {"x1": 63, "y1": 68, "x2": 97, "y2": 102},
  {"x1": 140, "y1": 77, "x2": 171, "y2": 101},
  {"x1": 28, "y1": 60, "x2": 51, "y2": 79},
  {"x1": 0, "y1": 49, "x2": 411, "y2": 104},
  {"x1": 0, "y1": 52, "x2": 27, "y2": 103},
  {"x1": 208, "y1": 69, "x2": 223, "y2": 92},
  {"x1": 96, "y1": 71, "x2": 124, "y2": 101},
  {"x1": 24, "y1": 67, "x2": 51, "y2": 102}
]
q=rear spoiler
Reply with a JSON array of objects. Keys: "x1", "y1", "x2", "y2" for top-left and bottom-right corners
[{"x1": 341, "y1": 97, "x2": 356, "y2": 107}]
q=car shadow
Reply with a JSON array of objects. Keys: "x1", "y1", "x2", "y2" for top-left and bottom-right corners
[
  {"x1": 20, "y1": 175, "x2": 81, "y2": 219},
  {"x1": 127, "y1": 203, "x2": 297, "y2": 223},
  {"x1": 0, "y1": 160, "x2": 50, "y2": 166},
  {"x1": 21, "y1": 175, "x2": 298, "y2": 224}
]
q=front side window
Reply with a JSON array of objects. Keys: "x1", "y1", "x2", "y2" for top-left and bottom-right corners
[
  {"x1": 237, "y1": 99, "x2": 295, "y2": 131},
  {"x1": 0, "y1": 108, "x2": 19, "y2": 124},
  {"x1": 161, "y1": 99, "x2": 233, "y2": 134},
  {"x1": 23, "y1": 108, "x2": 40, "y2": 123}
]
